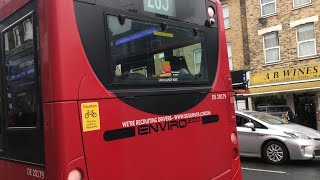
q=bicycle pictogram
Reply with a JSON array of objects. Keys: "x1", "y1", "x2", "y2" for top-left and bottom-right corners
[{"x1": 85, "y1": 110, "x2": 97, "y2": 118}]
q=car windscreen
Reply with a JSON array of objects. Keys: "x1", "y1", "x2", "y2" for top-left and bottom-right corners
[
  {"x1": 243, "y1": 111, "x2": 290, "y2": 125},
  {"x1": 107, "y1": 15, "x2": 208, "y2": 84}
]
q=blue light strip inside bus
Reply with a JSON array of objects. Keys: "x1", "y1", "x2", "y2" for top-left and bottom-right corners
[
  {"x1": 112, "y1": 28, "x2": 158, "y2": 46},
  {"x1": 10, "y1": 68, "x2": 35, "y2": 80}
]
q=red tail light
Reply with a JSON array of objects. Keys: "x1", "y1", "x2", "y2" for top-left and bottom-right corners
[
  {"x1": 231, "y1": 132, "x2": 237, "y2": 144},
  {"x1": 232, "y1": 148, "x2": 239, "y2": 159},
  {"x1": 68, "y1": 169, "x2": 82, "y2": 180}
]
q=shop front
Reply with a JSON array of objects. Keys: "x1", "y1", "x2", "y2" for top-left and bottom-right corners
[
  {"x1": 248, "y1": 65, "x2": 320, "y2": 131},
  {"x1": 231, "y1": 70, "x2": 249, "y2": 110}
]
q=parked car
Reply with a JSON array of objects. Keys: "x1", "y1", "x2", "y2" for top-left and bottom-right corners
[
  {"x1": 236, "y1": 110, "x2": 320, "y2": 164},
  {"x1": 256, "y1": 105, "x2": 295, "y2": 122}
]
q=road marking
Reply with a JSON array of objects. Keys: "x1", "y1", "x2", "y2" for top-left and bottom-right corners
[{"x1": 241, "y1": 167, "x2": 287, "y2": 174}]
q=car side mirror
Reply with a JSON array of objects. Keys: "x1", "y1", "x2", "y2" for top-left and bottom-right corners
[{"x1": 245, "y1": 122, "x2": 255, "y2": 131}]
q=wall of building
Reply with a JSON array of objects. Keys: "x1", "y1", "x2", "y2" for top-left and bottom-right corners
[
  {"x1": 245, "y1": 0, "x2": 320, "y2": 74},
  {"x1": 221, "y1": 0, "x2": 247, "y2": 71}
]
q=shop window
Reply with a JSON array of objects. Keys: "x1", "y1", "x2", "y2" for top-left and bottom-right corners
[
  {"x1": 222, "y1": 4, "x2": 230, "y2": 29},
  {"x1": 293, "y1": 0, "x2": 311, "y2": 8},
  {"x1": 296, "y1": 23, "x2": 316, "y2": 58},
  {"x1": 261, "y1": 0, "x2": 276, "y2": 17},
  {"x1": 263, "y1": 32, "x2": 280, "y2": 63},
  {"x1": 227, "y1": 43, "x2": 233, "y2": 70}
]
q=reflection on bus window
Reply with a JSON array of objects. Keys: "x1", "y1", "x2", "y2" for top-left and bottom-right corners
[
  {"x1": 107, "y1": 15, "x2": 208, "y2": 84},
  {"x1": 3, "y1": 16, "x2": 38, "y2": 128}
]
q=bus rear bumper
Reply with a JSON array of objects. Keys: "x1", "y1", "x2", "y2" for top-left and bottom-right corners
[{"x1": 210, "y1": 166, "x2": 242, "y2": 180}]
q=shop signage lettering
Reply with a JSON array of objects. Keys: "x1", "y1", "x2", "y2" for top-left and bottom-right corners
[{"x1": 251, "y1": 65, "x2": 320, "y2": 86}]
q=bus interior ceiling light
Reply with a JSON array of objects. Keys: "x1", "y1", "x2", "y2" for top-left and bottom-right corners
[
  {"x1": 68, "y1": 169, "x2": 82, "y2": 180},
  {"x1": 113, "y1": 28, "x2": 158, "y2": 46}
]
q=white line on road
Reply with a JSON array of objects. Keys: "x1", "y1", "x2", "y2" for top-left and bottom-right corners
[{"x1": 241, "y1": 167, "x2": 287, "y2": 174}]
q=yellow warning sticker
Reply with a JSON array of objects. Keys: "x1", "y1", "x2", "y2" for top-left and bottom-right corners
[{"x1": 81, "y1": 102, "x2": 101, "y2": 132}]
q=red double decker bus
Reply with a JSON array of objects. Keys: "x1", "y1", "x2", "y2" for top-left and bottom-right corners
[{"x1": 0, "y1": 0, "x2": 241, "y2": 179}]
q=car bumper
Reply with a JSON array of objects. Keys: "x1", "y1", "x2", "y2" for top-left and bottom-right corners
[{"x1": 285, "y1": 138, "x2": 320, "y2": 160}]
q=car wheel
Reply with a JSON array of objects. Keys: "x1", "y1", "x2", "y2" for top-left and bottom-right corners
[{"x1": 263, "y1": 141, "x2": 289, "y2": 165}]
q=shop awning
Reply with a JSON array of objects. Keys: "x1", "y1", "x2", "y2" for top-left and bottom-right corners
[{"x1": 246, "y1": 80, "x2": 320, "y2": 96}]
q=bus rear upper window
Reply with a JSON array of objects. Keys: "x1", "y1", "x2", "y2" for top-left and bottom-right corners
[{"x1": 107, "y1": 15, "x2": 208, "y2": 84}]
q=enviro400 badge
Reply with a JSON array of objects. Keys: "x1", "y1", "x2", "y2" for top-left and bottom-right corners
[{"x1": 103, "y1": 111, "x2": 219, "y2": 141}]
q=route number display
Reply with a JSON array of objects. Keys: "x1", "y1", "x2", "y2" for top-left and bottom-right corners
[{"x1": 143, "y1": 0, "x2": 176, "y2": 17}]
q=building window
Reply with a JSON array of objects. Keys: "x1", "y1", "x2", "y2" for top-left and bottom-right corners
[
  {"x1": 13, "y1": 26, "x2": 21, "y2": 47},
  {"x1": 194, "y1": 49, "x2": 202, "y2": 74},
  {"x1": 263, "y1": 32, "x2": 280, "y2": 63},
  {"x1": 227, "y1": 43, "x2": 233, "y2": 70},
  {"x1": 23, "y1": 19, "x2": 33, "y2": 41},
  {"x1": 261, "y1": 0, "x2": 276, "y2": 17},
  {"x1": 293, "y1": 0, "x2": 311, "y2": 8},
  {"x1": 222, "y1": 4, "x2": 230, "y2": 29},
  {"x1": 297, "y1": 23, "x2": 316, "y2": 58},
  {"x1": 4, "y1": 33, "x2": 9, "y2": 51}
]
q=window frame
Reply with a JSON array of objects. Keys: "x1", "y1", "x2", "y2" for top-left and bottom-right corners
[
  {"x1": 296, "y1": 23, "x2": 317, "y2": 58},
  {"x1": 263, "y1": 31, "x2": 280, "y2": 64},
  {"x1": 260, "y1": 0, "x2": 276, "y2": 17},
  {"x1": 1, "y1": 11, "x2": 42, "y2": 131},
  {"x1": 222, "y1": 4, "x2": 230, "y2": 29},
  {"x1": 293, "y1": 0, "x2": 312, "y2": 8}
]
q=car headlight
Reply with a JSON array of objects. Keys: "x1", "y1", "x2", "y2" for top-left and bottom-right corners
[{"x1": 284, "y1": 132, "x2": 311, "y2": 140}]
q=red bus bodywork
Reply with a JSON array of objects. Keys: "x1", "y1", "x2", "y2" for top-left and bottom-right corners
[{"x1": 0, "y1": 0, "x2": 242, "y2": 179}]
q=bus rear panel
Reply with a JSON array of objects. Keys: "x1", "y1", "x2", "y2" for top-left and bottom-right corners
[{"x1": 0, "y1": 0, "x2": 241, "y2": 179}]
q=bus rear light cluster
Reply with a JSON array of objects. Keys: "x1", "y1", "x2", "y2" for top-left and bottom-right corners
[
  {"x1": 68, "y1": 169, "x2": 82, "y2": 180},
  {"x1": 232, "y1": 148, "x2": 239, "y2": 159},
  {"x1": 231, "y1": 132, "x2": 237, "y2": 144},
  {"x1": 205, "y1": 6, "x2": 215, "y2": 27},
  {"x1": 207, "y1": 6, "x2": 215, "y2": 17}
]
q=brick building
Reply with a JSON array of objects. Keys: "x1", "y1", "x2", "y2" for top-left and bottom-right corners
[
  {"x1": 220, "y1": 0, "x2": 250, "y2": 110},
  {"x1": 221, "y1": 0, "x2": 249, "y2": 71},
  {"x1": 244, "y1": 0, "x2": 320, "y2": 130}
]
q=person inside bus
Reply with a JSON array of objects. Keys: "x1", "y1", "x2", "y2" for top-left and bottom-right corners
[
  {"x1": 168, "y1": 55, "x2": 191, "y2": 75},
  {"x1": 165, "y1": 51, "x2": 191, "y2": 75}
]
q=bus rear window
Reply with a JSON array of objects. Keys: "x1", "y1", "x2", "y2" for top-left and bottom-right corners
[{"x1": 107, "y1": 15, "x2": 208, "y2": 84}]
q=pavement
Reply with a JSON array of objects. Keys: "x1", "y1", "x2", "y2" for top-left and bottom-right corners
[{"x1": 241, "y1": 157, "x2": 320, "y2": 180}]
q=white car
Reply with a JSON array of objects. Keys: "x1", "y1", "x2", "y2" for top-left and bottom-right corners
[{"x1": 236, "y1": 110, "x2": 320, "y2": 164}]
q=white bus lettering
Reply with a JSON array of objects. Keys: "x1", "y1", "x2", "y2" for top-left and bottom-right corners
[
  {"x1": 148, "y1": 0, "x2": 154, "y2": 8},
  {"x1": 155, "y1": 0, "x2": 161, "y2": 10},
  {"x1": 162, "y1": 0, "x2": 169, "y2": 11},
  {"x1": 26, "y1": 168, "x2": 45, "y2": 179}
]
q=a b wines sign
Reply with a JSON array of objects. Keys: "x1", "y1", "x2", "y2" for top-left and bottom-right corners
[{"x1": 251, "y1": 65, "x2": 320, "y2": 86}]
